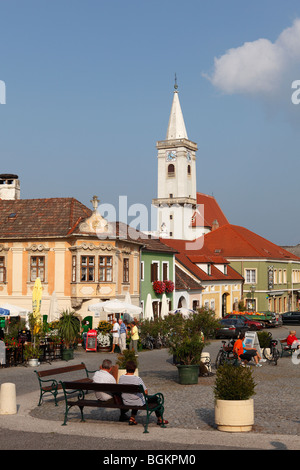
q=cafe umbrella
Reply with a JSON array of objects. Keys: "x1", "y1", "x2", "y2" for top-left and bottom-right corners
[{"x1": 32, "y1": 277, "x2": 43, "y2": 333}]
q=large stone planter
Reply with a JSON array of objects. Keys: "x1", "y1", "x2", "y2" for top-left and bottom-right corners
[
  {"x1": 215, "y1": 399, "x2": 254, "y2": 432},
  {"x1": 176, "y1": 364, "x2": 199, "y2": 385}
]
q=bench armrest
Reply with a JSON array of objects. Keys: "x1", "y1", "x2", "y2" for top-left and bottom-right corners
[{"x1": 38, "y1": 378, "x2": 59, "y2": 388}]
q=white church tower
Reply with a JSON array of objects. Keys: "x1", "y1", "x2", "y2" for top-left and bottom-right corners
[{"x1": 152, "y1": 79, "x2": 198, "y2": 240}]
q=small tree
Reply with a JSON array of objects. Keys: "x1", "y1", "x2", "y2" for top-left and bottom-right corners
[{"x1": 58, "y1": 309, "x2": 80, "y2": 349}]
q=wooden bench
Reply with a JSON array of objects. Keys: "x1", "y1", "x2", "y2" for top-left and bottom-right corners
[
  {"x1": 60, "y1": 381, "x2": 165, "y2": 434},
  {"x1": 279, "y1": 339, "x2": 299, "y2": 357},
  {"x1": 34, "y1": 363, "x2": 97, "y2": 406}
]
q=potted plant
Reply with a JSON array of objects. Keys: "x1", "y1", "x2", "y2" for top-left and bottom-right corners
[
  {"x1": 116, "y1": 349, "x2": 138, "y2": 382},
  {"x1": 214, "y1": 363, "x2": 256, "y2": 432},
  {"x1": 165, "y1": 309, "x2": 219, "y2": 384},
  {"x1": 97, "y1": 321, "x2": 113, "y2": 352},
  {"x1": 23, "y1": 343, "x2": 42, "y2": 367},
  {"x1": 257, "y1": 331, "x2": 272, "y2": 359},
  {"x1": 58, "y1": 309, "x2": 80, "y2": 361}
]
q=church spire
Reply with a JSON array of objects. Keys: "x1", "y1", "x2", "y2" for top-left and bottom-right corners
[{"x1": 166, "y1": 76, "x2": 188, "y2": 140}]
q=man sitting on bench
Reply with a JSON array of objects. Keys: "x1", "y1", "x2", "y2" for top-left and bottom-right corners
[{"x1": 93, "y1": 359, "x2": 129, "y2": 421}]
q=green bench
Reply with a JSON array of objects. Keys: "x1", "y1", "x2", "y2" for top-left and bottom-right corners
[
  {"x1": 34, "y1": 362, "x2": 96, "y2": 406},
  {"x1": 60, "y1": 381, "x2": 165, "y2": 434}
]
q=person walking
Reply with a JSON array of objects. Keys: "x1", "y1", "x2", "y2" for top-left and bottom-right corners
[
  {"x1": 118, "y1": 318, "x2": 127, "y2": 352},
  {"x1": 110, "y1": 318, "x2": 120, "y2": 354},
  {"x1": 130, "y1": 321, "x2": 139, "y2": 356}
]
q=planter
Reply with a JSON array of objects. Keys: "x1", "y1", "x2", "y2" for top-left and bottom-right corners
[
  {"x1": 214, "y1": 399, "x2": 254, "y2": 432},
  {"x1": 62, "y1": 348, "x2": 74, "y2": 361},
  {"x1": 176, "y1": 364, "x2": 199, "y2": 385},
  {"x1": 28, "y1": 358, "x2": 39, "y2": 367},
  {"x1": 117, "y1": 368, "x2": 139, "y2": 383}
]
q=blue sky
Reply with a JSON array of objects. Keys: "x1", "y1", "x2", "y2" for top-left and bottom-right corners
[{"x1": 1, "y1": 0, "x2": 300, "y2": 245}]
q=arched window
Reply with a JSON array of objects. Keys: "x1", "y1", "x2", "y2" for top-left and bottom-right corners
[
  {"x1": 167, "y1": 164, "x2": 175, "y2": 176},
  {"x1": 187, "y1": 164, "x2": 191, "y2": 175}
]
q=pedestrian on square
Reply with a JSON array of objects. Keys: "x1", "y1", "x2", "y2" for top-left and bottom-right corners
[
  {"x1": 81, "y1": 320, "x2": 90, "y2": 350},
  {"x1": 130, "y1": 321, "x2": 139, "y2": 356},
  {"x1": 110, "y1": 318, "x2": 120, "y2": 353},
  {"x1": 118, "y1": 318, "x2": 127, "y2": 352}
]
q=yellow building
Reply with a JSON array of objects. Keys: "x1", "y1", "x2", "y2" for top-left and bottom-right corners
[
  {"x1": 0, "y1": 195, "x2": 142, "y2": 325},
  {"x1": 161, "y1": 239, "x2": 244, "y2": 318}
]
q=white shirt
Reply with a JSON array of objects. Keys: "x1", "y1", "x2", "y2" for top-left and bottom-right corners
[
  {"x1": 112, "y1": 322, "x2": 120, "y2": 338},
  {"x1": 93, "y1": 369, "x2": 116, "y2": 401}
]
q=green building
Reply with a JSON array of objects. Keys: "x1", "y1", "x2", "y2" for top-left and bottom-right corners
[
  {"x1": 140, "y1": 237, "x2": 176, "y2": 318},
  {"x1": 203, "y1": 224, "x2": 300, "y2": 313}
]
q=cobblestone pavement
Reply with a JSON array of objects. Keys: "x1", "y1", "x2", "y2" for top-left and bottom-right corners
[{"x1": 18, "y1": 325, "x2": 299, "y2": 436}]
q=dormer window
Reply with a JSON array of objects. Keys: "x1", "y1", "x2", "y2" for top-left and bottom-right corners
[{"x1": 207, "y1": 263, "x2": 212, "y2": 276}]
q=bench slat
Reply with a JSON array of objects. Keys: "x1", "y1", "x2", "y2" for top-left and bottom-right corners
[
  {"x1": 63, "y1": 381, "x2": 141, "y2": 394},
  {"x1": 37, "y1": 363, "x2": 86, "y2": 377}
]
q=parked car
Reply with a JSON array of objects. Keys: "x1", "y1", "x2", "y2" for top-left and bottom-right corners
[
  {"x1": 215, "y1": 318, "x2": 250, "y2": 339},
  {"x1": 282, "y1": 311, "x2": 300, "y2": 324},
  {"x1": 259, "y1": 311, "x2": 283, "y2": 328},
  {"x1": 224, "y1": 314, "x2": 264, "y2": 331}
]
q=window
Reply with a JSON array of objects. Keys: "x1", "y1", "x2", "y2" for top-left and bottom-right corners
[
  {"x1": 140, "y1": 261, "x2": 144, "y2": 281},
  {"x1": 0, "y1": 257, "x2": 6, "y2": 282},
  {"x1": 245, "y1": 269, "x2": 256, "y2": 284},
  {"x1": 187, "y1": 164, "x2": 191, "y2": 175},
  {"x1": 167, "y1": 164, "x2": 175, "y2": 177},
  {"x1": 151, "y1": 262, "x2": 159, "y2": 282},
  {"x1": 30, "y1": 256, "x2": 45, "y2": 282},
  {"x1": 99, "y1": 256, "x2": 113, "y2": 282},
  {"x1": 162, "y1": 262, "x2": 169, "y2": 280},
  {"x1": 81, "y1": 256, "x2": 95, "y2": 282},
  {"x1": 123, "y1": 258, "x2": 129, "y2": 283},
  {"x1": 72, "y1": 255, "x2": 76, "y2": 282}
]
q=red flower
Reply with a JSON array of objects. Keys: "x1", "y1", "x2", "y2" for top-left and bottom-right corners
[
  {"x1": 152, "y1": 281, "x2": 166, "y2": 294},
  {"x1": 164, "y1": 280, "x2": 174, "y2": 293}
]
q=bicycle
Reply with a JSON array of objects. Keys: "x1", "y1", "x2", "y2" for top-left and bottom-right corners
[
  {"x1": 263, "y1": 339, "x2": 280, "y2": 365},
  {"x1": 141, "y1": 334, "x2": 154, "y2": 350},
  {"x1": 215, "y1": 339, "x2": 237, "y2": 369}
]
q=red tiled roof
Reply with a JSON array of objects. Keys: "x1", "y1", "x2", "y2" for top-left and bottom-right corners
[
  {"x1": 175, "y1": 265, "x2": 203, "y2": 291},
  {"x1": 191, "y1": 192, "x2": 229, "y2": 228},
  {"x1": 0, "y1": 198, "x2": 92, "y2": 239},
  {"x1": 203, "y1": 224, "x2": 300, "y2": 261},
  {"x1": 175, "y1": 252, "x2": 243, "y2": 282}
]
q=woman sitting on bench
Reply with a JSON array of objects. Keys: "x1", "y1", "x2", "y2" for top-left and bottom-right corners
[{"x1": 118, "y1": 361, "x2": 169, "y2": 427}]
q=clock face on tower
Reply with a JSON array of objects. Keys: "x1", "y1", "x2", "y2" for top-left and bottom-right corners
[
  {"x1": 186, "y1": 151, "x2": 191, "y2": 162},
  {"x1": 166, "y1": 151, "x2": 176, "y2": 162}
]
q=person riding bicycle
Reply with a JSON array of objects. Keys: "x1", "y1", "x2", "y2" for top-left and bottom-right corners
[{"x1": 233, "y1": 333, "x2": 264, "y2": 367}]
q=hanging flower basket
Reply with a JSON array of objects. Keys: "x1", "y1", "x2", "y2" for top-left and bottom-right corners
[
  {"x1": 164, "y1": 280, "x2": 175, "y2": 293},
  {"x1": 152, "y1": 281, "x2": 166, "y2": 294}
]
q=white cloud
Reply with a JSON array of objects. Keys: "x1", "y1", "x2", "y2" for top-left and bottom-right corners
[{"x1": 206, "y1": 19, "x2": 300, "y2": 97}]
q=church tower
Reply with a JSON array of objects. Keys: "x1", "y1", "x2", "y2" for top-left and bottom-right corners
[{"x1": 152, "y1": 80, "x2": 198, "y2": 240}]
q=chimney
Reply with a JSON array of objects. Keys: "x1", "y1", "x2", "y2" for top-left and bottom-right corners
[
  {"x1": 0, "y1": 174, "x2": 20, "y2": 200},
  {"x1": 212, "y1": 219, "x2": 219, "y2": 231}
]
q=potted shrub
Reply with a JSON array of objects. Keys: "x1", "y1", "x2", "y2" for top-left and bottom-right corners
[
  {"x1": 58, "y1": 309, "x2": 80, "y2": 361},
  {"x1": 97, "y1": 321, "x2": 113, "y2": 352},
  {"x1": 23, "y1": 343, "x2": 42, "y2": 367},
  {"x1": 257, "y1": 331, "x2": 272, "y2": 359},
  {"x1": 116, "y1": 349, "x2": 138, "y2": 382},
  {"x1": 165, "y1": 309, "x2": 219, "y2": 384},
  {"x1": 214, "y1": 363, "x2": 256, "y2": 432}
]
